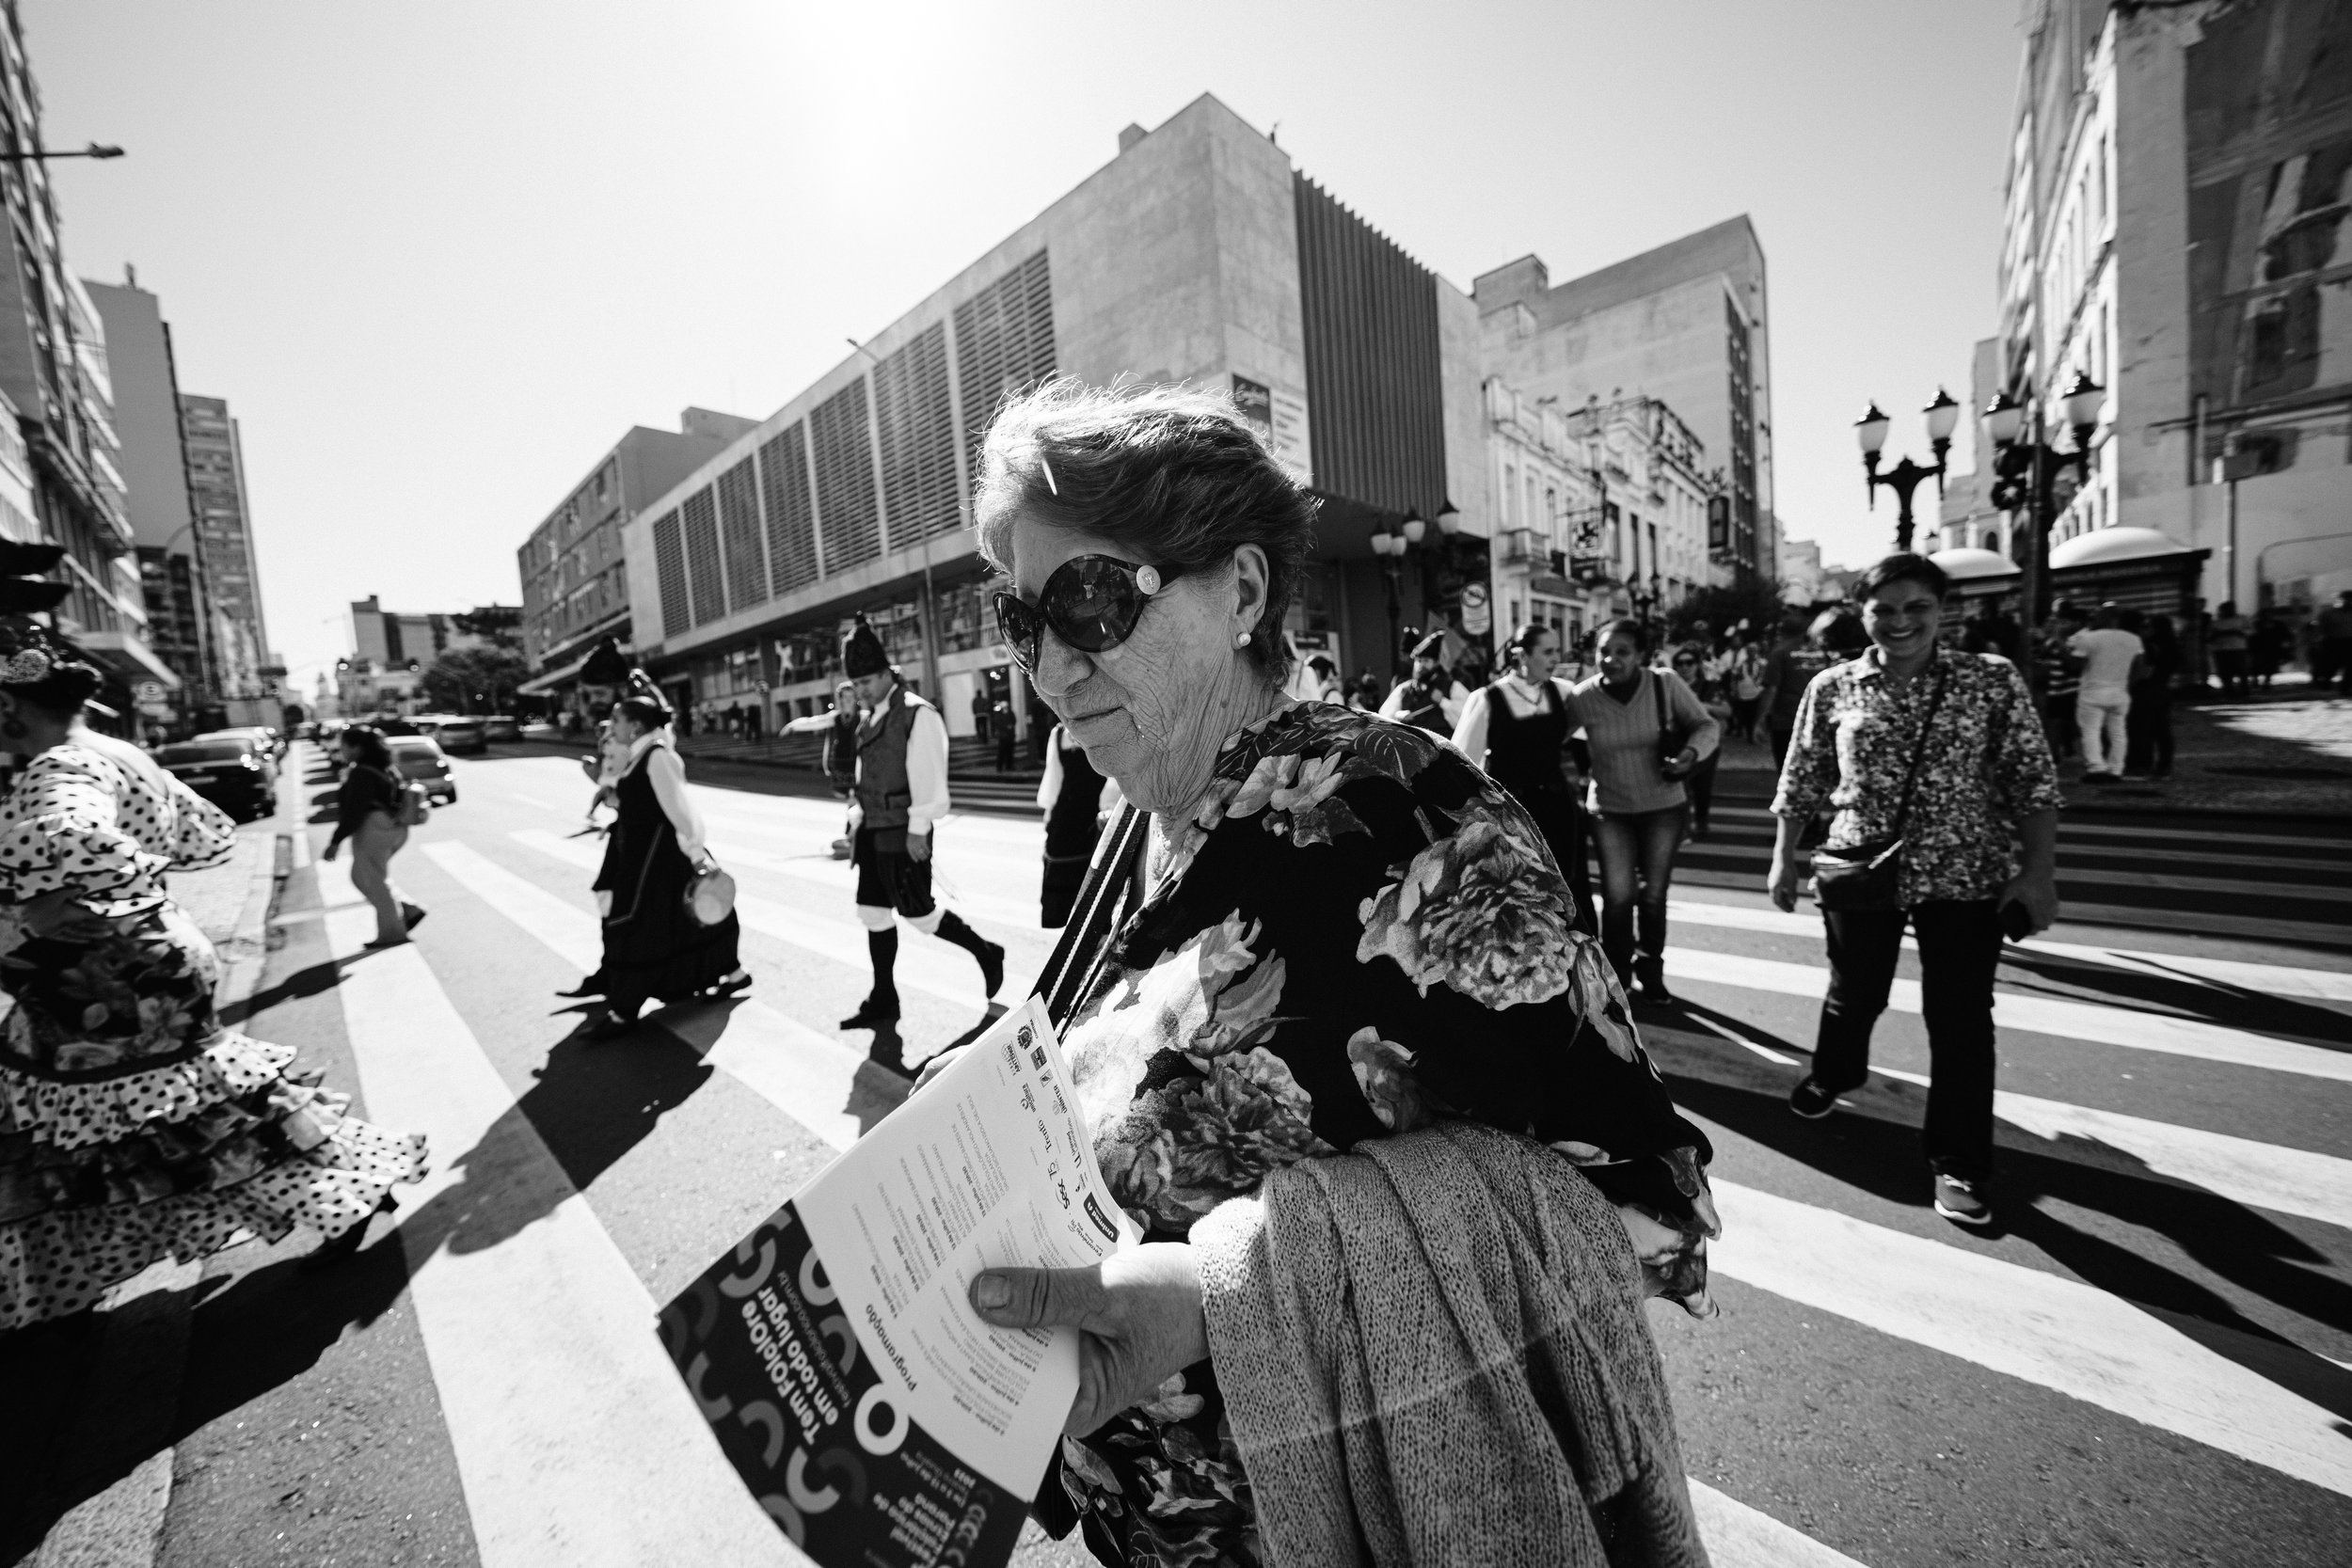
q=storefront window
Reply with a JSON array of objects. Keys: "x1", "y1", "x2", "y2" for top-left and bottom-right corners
[{"x1": 932, "y1": 579, "x2": 991, "y2": 656}]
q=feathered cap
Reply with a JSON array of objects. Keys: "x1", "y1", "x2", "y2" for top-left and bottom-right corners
[
  {"x1": 841, "y1": 613, "x2": 890, "y2": 679},
  {"x1": 0, "y1": 539, "x2": 68, "y2": 617},
  {"x1": 0, "y1": 614, "x2": 100, "y2": 690},
  {"x1": 1409, "y1": 628, "x2": 1447, "y2": 661}
]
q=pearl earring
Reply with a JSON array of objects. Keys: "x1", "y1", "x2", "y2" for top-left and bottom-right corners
[{"x1": 1236, "y1": 631, "x2": 1252, "y2": 647}]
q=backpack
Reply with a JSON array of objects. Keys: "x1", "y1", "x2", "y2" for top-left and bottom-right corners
[{"x1": 377, "y1": 765, "x2": 430, "y2": 827}]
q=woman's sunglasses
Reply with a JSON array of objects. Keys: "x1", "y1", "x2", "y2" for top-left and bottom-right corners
[{"x1": 993, "y1": 555, "x2": 1188, "y2": 673}]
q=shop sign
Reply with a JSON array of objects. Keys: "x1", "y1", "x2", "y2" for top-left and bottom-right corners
[
  {"x1": 1458, "y1": 580, "x2": 1491, "y2": 637},
  {"x1": 1230, "y1": 374, "x2": 1312, "y2": 485}
]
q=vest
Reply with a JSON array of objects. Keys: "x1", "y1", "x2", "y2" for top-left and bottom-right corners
[
  {"x1": 1043, "y1": 730, "x2": 1108, "y2": 857},
  {"x1": 1481, "y1": 679, "x2": 1571, "y2": 800},
  {"x1": 853, "y1": 686, "x2": 924, "y2": 829}
]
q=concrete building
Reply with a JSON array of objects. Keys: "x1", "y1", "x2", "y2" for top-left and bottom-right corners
[
  {"x1": 618, "y1": 94, "x2": 1496, "y2": 735},
  {"x1": 1998, "y1": 0, "x2": 2352, "y2": 617},
  {"x1": 516, "y1": 408, "x2": 758, "y2": 709},
  {"x1": 1937, "y1": 337, "x2": 2010, "y2": 559},
  {"x1": 1777, "y1": 538, "x2": 1825, "y2": 607},
  {"x1": 0, "y1": 6, "x2": 170, "y2": 706},
  {"x1": 1486, "y1": 379, "x2": 1716, "y2": 662},
  {"x1": 339, "y1": 595, "x2": 488, "y2": 718},
  {"x1": 178, "y1": 392, "x2": 273, "y2": 703},
  {"x1": 86, "y1": 274, "x2": 217, "y2": 725},
  {"x1": 1470, "y1": 218, "x2": 1773, "y2": 587}
]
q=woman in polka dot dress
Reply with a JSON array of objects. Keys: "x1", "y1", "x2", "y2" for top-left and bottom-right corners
[{"x1": 0, "y1": 624, "x2": 426, "y2": 1330}]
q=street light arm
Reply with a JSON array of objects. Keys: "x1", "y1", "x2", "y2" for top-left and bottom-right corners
[{"x1": 0, "y1": 143, "x2": 124, "y2": 162}]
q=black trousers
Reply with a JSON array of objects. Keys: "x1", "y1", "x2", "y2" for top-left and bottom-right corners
[{"x1": 1813, "y1": 899, "x2": 2003, "y2": 1180}]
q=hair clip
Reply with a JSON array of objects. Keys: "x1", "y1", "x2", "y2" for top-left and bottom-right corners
[{"x1": 1039, "y1": 454, "x2": 1058, "y2": 496}]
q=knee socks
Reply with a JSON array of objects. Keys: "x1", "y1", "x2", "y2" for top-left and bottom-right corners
[{"x1": 867, "y1": 928, "x2": 899, "y2": 1006}]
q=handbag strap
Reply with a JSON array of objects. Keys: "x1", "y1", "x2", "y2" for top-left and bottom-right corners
[
  {"x1": 1653, "y1": 667, "x2": 1668, "y2": 736},
  {"x1": 1034, "y1": 801, "x2": 1149, "y2": 1028},
  {"x1": 1885, "y1": 660, "x2": 1952, "y2": 841}
]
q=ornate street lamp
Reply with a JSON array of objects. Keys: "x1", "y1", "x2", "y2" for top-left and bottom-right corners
[
  {"x1": 1987, "y1": 370, "x2": 2106, "y2": 690},
  {"x1": 1855, "y1": 388, "x2": 1962, "y2": 552}
]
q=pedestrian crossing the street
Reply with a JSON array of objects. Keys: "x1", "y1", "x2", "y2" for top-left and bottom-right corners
[{"x1": 40, "y1": 748, "x2": 2346, "y2": 1567}]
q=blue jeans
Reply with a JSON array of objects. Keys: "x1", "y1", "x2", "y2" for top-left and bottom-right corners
[{"x1": 1591, "y1": 804, "x2": 1686, "y2": 984}]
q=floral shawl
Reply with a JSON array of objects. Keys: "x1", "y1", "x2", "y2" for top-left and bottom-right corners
[{"x1": 1049, "y1": 702, "x2": 1717, "y2": 1568}]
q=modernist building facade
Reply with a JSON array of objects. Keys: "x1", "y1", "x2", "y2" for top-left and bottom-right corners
[
  {"x1": 1471, "y1": 218, "x2": 1772, "y2": 588},
  {"x1": 516, "y1": 407, "x2": 758, "y2": 704},
  {"x1": 176, "y1": 393, "x2": 273, "y2": 703},
  {"x1": 1999, "y1": 0, "x2": 2351, "y2": 612},
  {"x1": 622, "y1": 94, "x2": 1492, "y2": 736}
]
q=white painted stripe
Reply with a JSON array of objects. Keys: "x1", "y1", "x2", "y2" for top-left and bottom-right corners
[
  {"x1": 506, "y1": 828, "x2": 1040, "y2": 1006},
  {"x1": 1688, "y1": 1480, "x2": 1868, "y2": 1568},
  {"x1": 1708, "y1": 1179, "x2": 2352, "y2": 1497},
  {"x1": 311, "y1": 858, "x2": 793, "y2": 1567},
  {"x1": 1661, "y1": 945, "x2": 2352, "y2": 1083},
  {"x1": 1669, "y1": 894, "x2": 2352, "y2": 1002},
  {"x1": 419, "y1": 842, "x2": 867, "y2": 1152},
  {"x1": 1863, "y1": 1066, "x2": 2352, "y2": 1231},
  {"x1": 286, "y1": 826, "x2": 310, "y2": 867}
]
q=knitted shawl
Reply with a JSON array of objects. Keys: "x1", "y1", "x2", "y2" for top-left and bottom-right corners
[{"x1": 1190, "y1": 1121, "x2": 1708, "y2": 1568}]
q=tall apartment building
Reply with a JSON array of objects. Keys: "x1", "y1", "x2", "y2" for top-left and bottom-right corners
[
  {"x1": 0, "y1": 3, "x2": 170, "y2": 705},
  {"x1": 1471, "y1": 218, "x2": 1773, "y2": 585},
  {"x1": 178, "y1": 393, "x2": 272, "y2": 700},
  {"x1": 87, "y1": 274, "x2": 215, "y2": 722},
  {"x1": 618, "y1": 94, "x2": 1496, "y2": 736},
  {"x1": 340, "y1": 594, "x2": 488, "y2": 717},
  {"x1": 516, "y1": 407, "x2": 758, "y2": 706},
  {"x1": 1999, "y1": 0, "x2": 2351, "y2": 611}
]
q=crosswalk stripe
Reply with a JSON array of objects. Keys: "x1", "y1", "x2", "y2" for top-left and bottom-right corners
[
  {"x1": 505, "y1": 828, "x2": 1040, "y2": 1006},
  {"x1": 1708, "y1": 1179, "x2": 2352, "y2": 1497},
  {"x1": 310, "y1": 857, "x2": 794, "y2": 1567},
  {"x1": 1854, "y1": 1065, "x2": 2352, "y2": 1230},
  {"x1": 1667, "y1": 895, "x2": 2352, "y2": 1003},
  {"x1": 1661, "y1": 944, "x2": 2352, "y2": 1083},
  {"x1": 419, "y1": 842, "x2": 869, "y2": 1152},
  {"x1": 437, "y1": 833, "x2": 1875, "y2": 1567}
]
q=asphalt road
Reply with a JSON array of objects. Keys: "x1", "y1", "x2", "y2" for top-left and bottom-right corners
[{"x1": 8, "y1": 742, "x2": 2349, "y2": 1567}]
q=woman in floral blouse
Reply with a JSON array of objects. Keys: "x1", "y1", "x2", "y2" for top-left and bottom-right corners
[
  {"x1": 924, "y1": 381, "x2": 1718, "y2": 1568},
  {"x1": 1768, "y1": 552, "x2": 2062, "y2": 1228}
]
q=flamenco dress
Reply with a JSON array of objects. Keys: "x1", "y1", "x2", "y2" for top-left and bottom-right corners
[{"x1": 0, "y1": 741, "x2": 427, "y2": 1331}]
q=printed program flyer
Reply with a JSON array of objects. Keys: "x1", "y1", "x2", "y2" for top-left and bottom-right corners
[{"x1": 660, "y1": 998, "x2": 1131, "y2": 1568}]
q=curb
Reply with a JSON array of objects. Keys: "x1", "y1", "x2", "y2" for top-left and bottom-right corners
[{"x1": 29, "y1": 827, "x2": 291, "y2": 1568}]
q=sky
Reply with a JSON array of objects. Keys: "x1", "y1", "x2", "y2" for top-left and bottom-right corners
[{"x1": 29, "y1": 0, "x2": 2024, "y2": 689}]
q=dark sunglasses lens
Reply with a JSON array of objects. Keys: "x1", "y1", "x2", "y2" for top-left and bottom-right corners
[
  {"x1": 1042, "y1": 558, "x2": 1146, "y2": 653},
  {"x1": 993, "y1": 593, "x2": 1041, "y2": 668}
]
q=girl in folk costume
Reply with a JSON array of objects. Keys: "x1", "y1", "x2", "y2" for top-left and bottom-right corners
[
  {"x1": 0, "y1": 606, "x2": 425, "y2": 1326},
  {"x1": 577, "y1": 689, "x2": 750, "y2": 1037},
  {"x1": 835, "y1": 616, "x2": 1005, "y2": 1066},
  {"x1": 1451, "y1": 621, "x2": 1598, "y2": 935}
]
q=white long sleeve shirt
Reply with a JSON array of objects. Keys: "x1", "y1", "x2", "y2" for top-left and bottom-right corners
[{"x1": 628, "y1": 732, "x2": 708, "y2": 858}]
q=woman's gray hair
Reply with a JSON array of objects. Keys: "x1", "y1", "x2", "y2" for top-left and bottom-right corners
[{"x1": 972, "y1": 377, "x2": 1317, "y2": 683}]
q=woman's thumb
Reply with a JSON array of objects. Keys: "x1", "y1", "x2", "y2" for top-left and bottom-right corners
[{"x1": 970, "y1": 1264, "x2": 1100, "y2": 1329}]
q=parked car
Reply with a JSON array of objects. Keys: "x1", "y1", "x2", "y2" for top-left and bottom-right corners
[
  {"x1": 155, "y1": 737, "x2": 278, "y2": 821},
  {"x1": 388, "y1": 736, "x2": 457, "y2": 805},
  {"x1": 482, "y1": 715, "x2": 521, "y2": 743},
  {"x1": 433, "y1": 717, "x2": 487, "y2": 755},
  {"x1": 198, "y1": 725, "x2": 284, "y2": 761}
]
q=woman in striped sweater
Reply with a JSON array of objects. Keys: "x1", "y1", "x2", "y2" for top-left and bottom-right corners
[{"x1": 1565, "y1": 618, "x2": 1719, "y2": 1000}]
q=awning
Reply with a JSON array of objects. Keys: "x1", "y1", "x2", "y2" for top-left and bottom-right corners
[{"x1": 75, "y1": 628, "x2": 181, "y2": 689}]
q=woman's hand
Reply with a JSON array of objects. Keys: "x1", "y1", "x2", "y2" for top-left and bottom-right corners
[
  {"x1": 1767, "y1": 848, "x2": 1803, "y2": 912},
  {"x1": 21, "y1": 888, "x2": 112, "y2": 942},
  {"x1": 969, "y1": 1243, "x2": 1208, "y2": 1435},
  {"x1": 2002, "y1": 868, "x2": 2058, "y2": 935},
  {"x1": 910, "y1": 1044, "x2": 968, "y2": 1093}
]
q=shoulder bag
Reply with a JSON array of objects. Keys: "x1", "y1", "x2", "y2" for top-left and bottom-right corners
[
  {"x1": 1653, "y1": 669, "x2": 1692, "y2": 775},
  {"x1": 1811, "y1": 664, "x2": 1948, "y2": 912},
  {"x1": 683, "y1": 859, "x2": 738, "y2": 927}
]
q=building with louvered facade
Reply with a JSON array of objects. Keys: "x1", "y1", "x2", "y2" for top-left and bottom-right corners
[
  {"x1": 514, "y1": 407, "x2": 757, "y2": 712},
  {"x1": 624, "y1": 92, "x2": 1510, "y2": 738}
]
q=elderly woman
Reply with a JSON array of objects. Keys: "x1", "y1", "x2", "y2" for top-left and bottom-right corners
[
  {"x1": 1769, "y1": 552, "x2": 2062, "y2": 1228},
  {"x1": 927, "y1": 382, "x2": 1716, "y2": 1566}
]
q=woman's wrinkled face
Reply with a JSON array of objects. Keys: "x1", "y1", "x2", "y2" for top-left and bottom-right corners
[
  {"x1": 1516, "y1": 629, "x2": 1560, "y2": 683},
  {"x1": 1007, "y1": 513, "x2": 1251, "y2": 812},
  {"x1": 1864, "y1": 578, "x2": 1944, "y2": 661},
  {"x1": 1598, "y1": 631, "x2": 1645, "y2": 683}
]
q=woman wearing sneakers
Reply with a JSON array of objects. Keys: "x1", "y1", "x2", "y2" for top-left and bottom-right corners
[{"x1": 1768, "y1": 552, "x2": 2063, "y2": 1227}]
